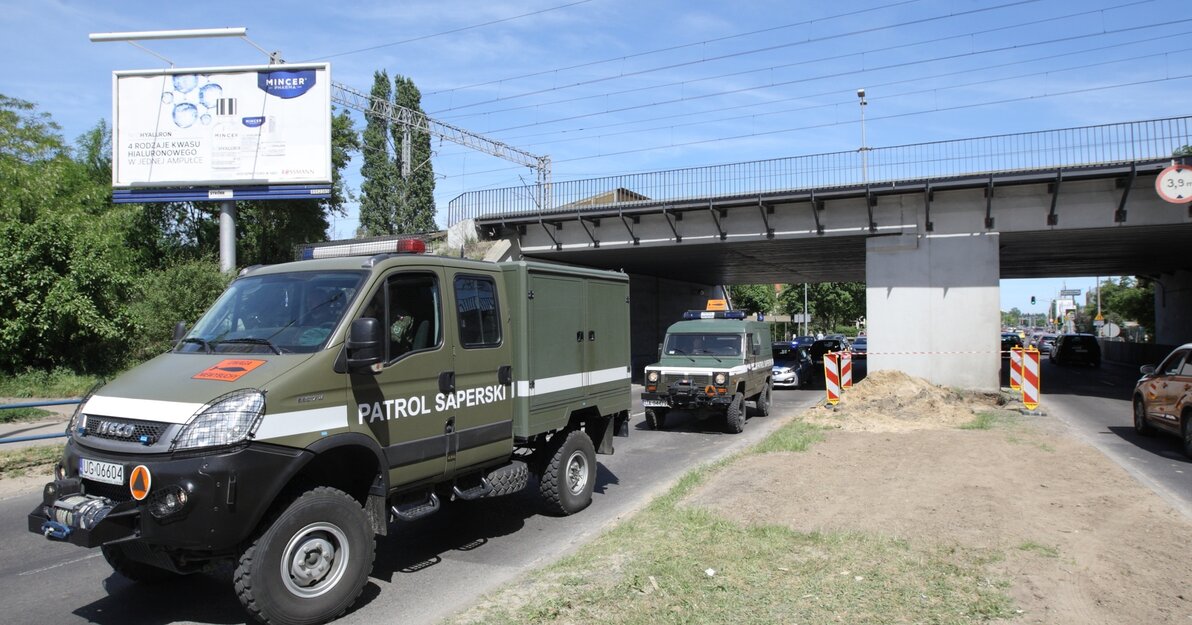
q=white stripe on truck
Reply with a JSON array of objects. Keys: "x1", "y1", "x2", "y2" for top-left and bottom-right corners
[{"x1": 515, "y1": 366, "x2": 631, "y2": 397}]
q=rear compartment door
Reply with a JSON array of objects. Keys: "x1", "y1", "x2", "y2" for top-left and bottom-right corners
[
  {"x1": 584, "y1": 278, "x2": 629, "y2": 390},
  {"x1": 527, "y1": 273, "x2": 586, "y2": 412}
]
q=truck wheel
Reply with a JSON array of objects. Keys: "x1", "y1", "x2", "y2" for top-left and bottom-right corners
[
  {"x1": 102, "y1": 544, "x2": 181, "y2": 584},
  {"x1": 538, "y1": 430, "x2": 596, "y2": 516},
  {"x1": 235, "y1": 487, "x2": 375, "y2": 625},
  {"x1": 1133, "y1": 398, "x2": 1154, "y2": 436},
  {"x1": 754, "y1": 383, "x2": 772, "y2": 417},
  {"x1": 645, "y1": 408, "x2": 668, "y2": 430},
  {"x1": 724, "y1": 392, "x2": 746, "y2": 434}
]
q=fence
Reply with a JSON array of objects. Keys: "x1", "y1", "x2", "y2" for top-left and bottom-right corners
[
  {"x1": 0, "y1": 399, "x2": 79, "y2": 445},
  {"x1": 447, "y1": 116, "x2": 1192, "y2": 224}
]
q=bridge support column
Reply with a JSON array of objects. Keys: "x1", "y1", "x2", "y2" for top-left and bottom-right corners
[
  {"x1": 866, "y1": 233, "x2": 1001, "y2": 391},
  {"x1": 1155, "y1": 270, "x2": 1192, "y2": 346}
]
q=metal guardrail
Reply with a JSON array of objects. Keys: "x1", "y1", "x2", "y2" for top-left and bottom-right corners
[
  {"x1": 0, "y1": 399, "x2": 79, "y2": 445},
  {"x1": 446, "y1": 115, "x2": 1192, "y2": 224}
]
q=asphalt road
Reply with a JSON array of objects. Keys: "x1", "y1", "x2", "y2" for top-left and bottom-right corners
[
  {"x1": 0, "y1": 387, "x2": 821, "y2": 625},
  {"x1": 1034, "y1": 357, "x2": 1192, "y2": 518}
]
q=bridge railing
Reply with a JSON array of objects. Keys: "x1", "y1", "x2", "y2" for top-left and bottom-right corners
[{"x1": 446, "y1": 116, "x2": 1192, "y2": 224}]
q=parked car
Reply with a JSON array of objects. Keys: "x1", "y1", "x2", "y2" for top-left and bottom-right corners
[
  {"x1": 1001, "y1": 332, "x2": 1023, "y2": 357},
  {"x1": 1034, "y1": 333, "x2": 1058, "y2": 353},
  {"x1": 792, "y1": 335, "x2": 817, "y2": 349},
  {"x1": 809, "y1": 338, "x2": 849, "y2": 377},
  {"x1": 1132, "y1": 343, "x2": 1192, "y2": 456},
  {"x1": 850, "y1": 336, "x2": 868, "y2": 359},
  {"x1": 772, "y1": 342, "x2": 813, "y2": 388},
  {"x1": 1050, "y1": 333, "x2": 1101, "y2": 367},
  {"x1": 825, "y1": 334, "x2": 852, "y2": 350}
]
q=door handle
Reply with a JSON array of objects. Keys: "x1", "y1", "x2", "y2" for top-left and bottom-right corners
[
  {"x1": 576, "y1": 331, "x2": 583, "y2": 342},
  {"x1": 588, "y1": 331, "x2": 596, "y2": 341},
  {"x1": 498, "y1": 365, "x2": 512, "y2": 385},
  {"x1": 438, "y1": 371, "x2": 456, "y2": 394}
]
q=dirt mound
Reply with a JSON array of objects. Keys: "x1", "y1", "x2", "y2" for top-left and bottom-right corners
[{"x1": 806, "y1": 369, "x2": 1016, "y2": 432}]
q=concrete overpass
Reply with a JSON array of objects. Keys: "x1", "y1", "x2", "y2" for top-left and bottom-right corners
[{"x1": 448, "y1": 116, "x2": 1192, "y2": 390}]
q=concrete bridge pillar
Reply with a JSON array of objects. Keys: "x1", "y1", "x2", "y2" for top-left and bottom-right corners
[
  {"x1": 1155, "y1": 270, "x2": 1192, "y2": 346},
  {"x1": 866, "y1": 233, "x2": 1001, "y2": 391}
]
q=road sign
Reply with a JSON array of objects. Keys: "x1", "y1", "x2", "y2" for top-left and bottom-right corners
[
  {"x1": 1009, "y1": 347, "x2": 1023, "y2": 391},
  {"x1": 824, "y1": 353, "x2": 841, "y2": 405},
  {"x1": 1021, "y1": 348, "x2": 1041, "y2": 410},
  {"x1": 1060, "y1": 289, "x2": 1081, "y2": 296},
  {"x1": 840, "y1": 352, "x2": 852, "y2": 389},
  {"x1": 1156, "y1": 164, "x2": 1192, "y2": 204}
]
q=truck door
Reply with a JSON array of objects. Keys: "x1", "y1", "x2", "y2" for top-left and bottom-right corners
[
  {"x1": 584, "y1": 278, "x2": 629, "y2": 388},
  {"x1": 446, "y1": 271, "x2": 514, "y2": 472},
  {"x1": 349, "y1": 269, "x2": 448, "y2": 486}
]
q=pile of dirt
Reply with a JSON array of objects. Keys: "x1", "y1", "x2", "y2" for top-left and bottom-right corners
[
  {"x1": 805, "y1": 369, "x2": 1018, "y2": 432},
  {"x1": 683, "y1": 371, "x2": 1192, "y2": 624}
]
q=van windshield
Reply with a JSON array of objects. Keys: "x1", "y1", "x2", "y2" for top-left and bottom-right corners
[
  {"x1": 178, "y1": 270, "x2": 367, "y2": 354},
  {"x1": 664, "y1": 333, "x2": 742, "y2": 357}
]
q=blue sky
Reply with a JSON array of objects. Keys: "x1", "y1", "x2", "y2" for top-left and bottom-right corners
[{"x1": 3, "y1": 0, "x2": 1188, "y2": 309}]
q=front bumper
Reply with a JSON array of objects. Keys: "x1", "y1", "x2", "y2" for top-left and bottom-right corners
[
  {"x1": 641, "y1": 388, "x2": 732, "y2": 410},
  {"x1": 28, "y1": 438, "x2": 308, "y2": 551}
]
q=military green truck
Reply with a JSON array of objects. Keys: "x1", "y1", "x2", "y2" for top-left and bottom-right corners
[
  {"x1": 28, "y1": 238, "x2": 631, "y2": 625},
  {"x1": 641, "y1": 310, "x2": 773, "y2": 433}
]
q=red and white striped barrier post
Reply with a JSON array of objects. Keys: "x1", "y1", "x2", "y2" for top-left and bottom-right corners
[
  {"x1": 1021, "y1": 347, "x2": 1040, "y2": 410},
  {"x1": 824, "y1": 352, "x2": 841, "y2": 405},
  {"x1": 840, "y1": 351, "x2": 853, "y2": 389},
  {"x1": 1009, "y1": 347, "x2": 1023, "y2": 391}
]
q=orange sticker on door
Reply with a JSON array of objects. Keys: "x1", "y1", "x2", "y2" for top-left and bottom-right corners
[{"x1": 193, "y1": 359, "x2": 267, "y2": 381}]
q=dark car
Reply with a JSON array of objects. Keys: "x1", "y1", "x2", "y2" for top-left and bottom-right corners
[
  {"x1": 1050, "y1": 333, "x2": 1101, "y2": 367},
  {"x1": 1001, "y1": 333, "x2": 1023, "y2": 357},
  {"x1": 809, "y1": 338, "x2": 849, "y2": 377},
  {"x1": 791, "y1": 335, "x2": 817, "y2": 349},
  {"x1": 850, "y1": 336, "x2": 868, "y2": 359},
  {"x1": 772, "y1": 342, "x2": 812, "y2": 388},
  {"x1": 1132, "y1": 343, "x2": 1192, "y2": 456}
]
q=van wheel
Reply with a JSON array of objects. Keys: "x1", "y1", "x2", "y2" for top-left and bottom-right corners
[
  {"x1": 102, "y1": 544, "x2": 182, "y2": 584},
  {"x1": 235, "y1": 487, "x2": 375, "y2": 625},
  {"x1": 1133, "y1": 398, "x2": 1154, "y2": 436},
  {"x1": 724, "y1": 392, "x2": 746, "y2": 434},
  {"x1": 538, "y1": 430, "x2": 596, "y2": 516},
  {"x1": 645, "y1": 408, "x2": 668, "y2": 430},
  {"x1": 1183, "y1": 414, "x2": 1192, "y2": 459},
  {"x1": 754, "y1": 383, "x2": 772, "y2": 417}
]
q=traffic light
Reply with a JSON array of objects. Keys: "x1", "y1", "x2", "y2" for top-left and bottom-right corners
[{"x1": 1030, "y1": 296, "x2": 1036, "y2": 305}]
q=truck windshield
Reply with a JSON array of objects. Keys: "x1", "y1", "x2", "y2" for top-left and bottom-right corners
[
  {"x1": 178, "y1": 270, "x2": 367, "y2": 354},
  {"x1": 664, "y1": 333, "x2": 742, "y2": 357}
]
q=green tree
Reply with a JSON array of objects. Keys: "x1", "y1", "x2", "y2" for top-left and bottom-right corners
[
  {"x1": 780, "y1": 282, "x2": 865, "y2": 333},
  {"x1": 729, "y1": 284, "x2": 777, "y2": 315},
  {"x1": 392, "y1": 75, "x2": 437, "y2": 232},
  {"x1": 1001, "y1": 307, "x2": 1024, "y2": 327},
  {"x1": 358, "y1": 70, "x2": 399, "y2": 236},
  {"x1": 1080, "y1": 277, "x2": 1154, "y2": 338}
]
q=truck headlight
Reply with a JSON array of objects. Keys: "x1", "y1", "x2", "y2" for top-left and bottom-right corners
[
  {"x1": 68, "y1": 382, "x2": 104, "y2": 436},
  {"x1": 646, "y1": 371, "x2": 660, "y2": 383},
  {"x1": 171, "y1": 389, "x2": 266, "y2": 451},
  {"x1": 714, "y1": 372, "x2": 727, "y2": 385}
]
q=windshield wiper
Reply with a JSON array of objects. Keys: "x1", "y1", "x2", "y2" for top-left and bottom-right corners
[
  {"x1": 211, "y1": 337, "x2": 283, "y2": 355},
  {"x1": 179, "y1": 337, "x2": 212, "y2": 354},
  {"x1": 669, "y1": 348, "x2": 696, "y2": 363}
]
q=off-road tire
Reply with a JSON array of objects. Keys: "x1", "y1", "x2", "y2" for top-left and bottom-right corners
[
  {"x1": 234, "y1": 487, "x2": 375, "y2": 625},
  {"x1": 754, "y1": 383, "x2": 772, "y2": 417},
  {"x1": 538, "y1": 430, "x2": 596, "y2": 516},
  {"x1": 1133, "y1": 397, "x2": 1154, "y2": 436},
  {"x1": 724, "y1": 392, "x2": 746, "y2": 434},
  {"x1": 1182, "y1": 413, "x2": 1192, "y2": 459},
  {"x1": 485, "y1": 462, "x2": 529, "y2": 497},
  {"x1": 102, "y1": 544, "x2": 182, "y2": 584},
  {"x1": 645, "y1": 408, "x2": 668, "y2": 430}
]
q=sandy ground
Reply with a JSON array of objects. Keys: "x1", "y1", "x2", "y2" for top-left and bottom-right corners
[{"x1": 685, "y1": 371, "x2": 1192, "y2": 624}]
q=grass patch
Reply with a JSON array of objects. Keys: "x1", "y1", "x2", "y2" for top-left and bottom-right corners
[
  {"x1": 0, "y1": 369, "x2": 100, "y2": 398},
  {"x1": 0, "y1": 444, "x2": 62, "y2": 479},
  {"x1": 450, "y1": 420, "x2": 1016, "y2": 625},
  {"x1": 0, "y1": 407, "x2": 55, "y2": 424},
  {"x1": 1017, "y1": 541, "x2": 1059, "y2": 558},
  {"x1": 959, "y1": 411, "x2": 1000, "y2": 430}
]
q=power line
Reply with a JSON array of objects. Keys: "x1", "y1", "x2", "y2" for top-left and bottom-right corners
[
  {"x1": 423, "y1": 0, "x2": 925, "y2": 97},
  {"x1": 428, "y1": 0, "x2": 1047, "y2": 115},
  {"x1": 302, "y1": 0, "x2": 597, "y2": 62},
  {"x1": 435, "y1": 1, "x2": 1157, "y2": 125}
]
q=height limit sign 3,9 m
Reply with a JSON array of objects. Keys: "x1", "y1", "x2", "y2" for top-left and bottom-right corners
[{"x1": 1156, "y1": 164, "x2": 1192, "y2": 204}]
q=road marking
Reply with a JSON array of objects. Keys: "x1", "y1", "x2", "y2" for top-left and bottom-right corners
[{"x1": 19, "y1": 553, "x2": 101, "y2": 576}]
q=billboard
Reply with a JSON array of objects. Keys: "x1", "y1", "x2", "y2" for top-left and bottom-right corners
[{"x1": 112, "y1": 63, "x2": 331, "y2": 188}]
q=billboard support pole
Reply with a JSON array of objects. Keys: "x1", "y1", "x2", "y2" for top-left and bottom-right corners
[{"x1": 220, "y1": 200, "x2": 237, "y2": 273}]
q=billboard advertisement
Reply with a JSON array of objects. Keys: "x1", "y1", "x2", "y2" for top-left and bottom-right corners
[{"x1": 112, "y1": 63, "x2": 331, "y2": 188}]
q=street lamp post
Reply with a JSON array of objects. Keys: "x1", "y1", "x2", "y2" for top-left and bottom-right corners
[{"x1": 857, "y1": 88, "x2": 869, "y2": 184}]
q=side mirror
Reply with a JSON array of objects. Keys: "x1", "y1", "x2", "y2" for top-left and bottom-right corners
[
  {"x1": 1140, "y1": 364, "x2": 1156, "y2": 375},
  {"x1": 171, "y1": 321, "x2": 187, "y2": 346},
  {"x1": 346, "y1": 318, "x2": 384, "y2": 372}
]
